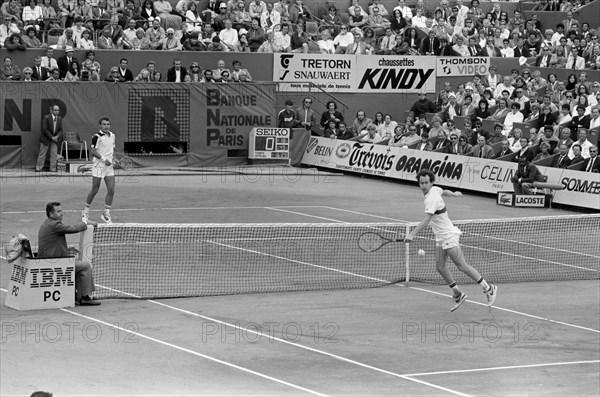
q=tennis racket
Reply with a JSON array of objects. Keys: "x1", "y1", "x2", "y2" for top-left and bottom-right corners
[
  {"x1": 113, "y1": 156, "x2": 134, "y2": 171},
  {"x1": 358, "y1": 232, "x2": 406, "y2": 253}
]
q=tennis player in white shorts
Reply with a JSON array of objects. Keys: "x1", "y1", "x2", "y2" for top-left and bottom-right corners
[
  {"x1": 405, "y1": 169, "x2": 498, "y2": 312},
  {"x1": 82, "y1": 116, "x2": 117, "y2": 224}
]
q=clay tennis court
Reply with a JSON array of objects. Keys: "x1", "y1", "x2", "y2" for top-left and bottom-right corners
[{"x1": 1, "y1": 167, "x2": 599, "y2": 396}]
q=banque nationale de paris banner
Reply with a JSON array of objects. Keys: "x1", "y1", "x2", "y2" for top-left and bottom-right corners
[{"x1": 273, "y1": 54, "x2": 436, "y2": 93}]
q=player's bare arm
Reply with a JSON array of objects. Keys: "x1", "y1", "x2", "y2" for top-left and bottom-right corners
[
  {"x1": 89, "y1": 147, "x2": 112, "y2": 166},
  {"x1": 404, "y1": 213, "x2": 433, "y2": 242},
  {"x1": 441, "y1": 190, "x2": 463, "y2": 197}
]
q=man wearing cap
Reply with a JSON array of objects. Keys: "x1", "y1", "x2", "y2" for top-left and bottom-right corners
[
  {"x1": 162, "y1": 27, "x2": 183, "y2": 50},
  {"x1": 511, "y1": 157, "x2": 544, "y2": 194},
  {"x1": 441, "y1": 93, "x2": 460, "y2": 121},
  {"x1": 57, "y1": 46, "x2": 78, "y2": 79},
  {"x1": 278, "y1": 100, "x2": 298, "y2": 129}
]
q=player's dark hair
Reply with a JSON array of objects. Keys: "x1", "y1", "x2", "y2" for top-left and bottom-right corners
[
  {"x1": 46, "y1": 202, "x2": 60, "y2": 217},
  {"x1": 98, "y1": 116, "x2": 110, "y2": 124},
  {"x1": 416, "y1": 169, "x2": 436, "y2": 183},
  {"x1": 30, "y1": 392, "x2": 53, "y2": 397}
]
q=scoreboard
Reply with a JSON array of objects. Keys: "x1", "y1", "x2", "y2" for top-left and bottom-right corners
[{"x1": 248, "y1": 127, "x2": 290, "y2": 160}]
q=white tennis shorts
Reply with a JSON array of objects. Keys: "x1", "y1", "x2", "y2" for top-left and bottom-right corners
[
  {"x1": 92, "y1": 162, "x2": 115, "y2": 178},
  {"x1": 436, "y1": 232, "x2": 461, "y2": 250}
]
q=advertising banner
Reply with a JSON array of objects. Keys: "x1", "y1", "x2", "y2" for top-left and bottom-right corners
[
  {"x1": 355, "y1": 55, "x2": 436, "y2": 93},
  {"x1": 203, "y1": 84, "x2": 276, "y2": 149},
  {"x1": 273, "y1": 54, "x2": 355, "y2": 92},
  {"x1": 1, "y1": 82, "x2": 276, "y2": 166},
  {"x1": 273, "y1": 54, "x2": 436, "y2": 93},
  {"x1": 437, "y1": 57, "x2": 490, "y2": 77},
  {"x1": 301, "y1": 137, "x2": 600, "y2": 210},
  {"x1": 302, "y1": 136, "x2": 338, "y2": 167}
]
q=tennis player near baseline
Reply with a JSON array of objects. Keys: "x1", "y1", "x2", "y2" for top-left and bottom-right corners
[
  {"x1": 404, "y1": 169, "x2": 498, "y2": 312},
  {"x1": 82, "y1": 116, "x2": 117, "y2": 224}
]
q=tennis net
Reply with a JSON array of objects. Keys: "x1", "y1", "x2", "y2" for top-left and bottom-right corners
[{"x1": 90, "y1": 214, "x2": 599, "y2": 299}]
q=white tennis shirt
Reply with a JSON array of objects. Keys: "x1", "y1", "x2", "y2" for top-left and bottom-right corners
[
  {"x1": 91, "y1": 130, "x2": 115, "y2": 164},
  {"x1": 424, "y1": 186, "x2": 461, "y2": 242}
]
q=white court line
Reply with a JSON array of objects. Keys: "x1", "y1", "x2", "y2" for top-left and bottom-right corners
[
  {"x1": 323, "y1": 206, "x2": 600, "y2": 258},
  {"x1": 405, "y1": 285, "x2": 600, "y2": 334},
  {"x1": 1, "y1": 206, "x2": 329, "y2": 215},
  {"x1": 265, "y1": 207, "x2": 352, "y2": 223},
  {"x1": 320, "y1": 206, "x2": 410, "y2": 222},
  {"x1": 403, "y1": 360, "x2": 600, "y2": 377},
  {"x1": 0, "y1": 287, "x2": 326, "y2": 397},
  {"x1": 321, "y1": 206, "x2": 600, "y2": 269},
  {"x1": 91, "y1": 286, "x2": 469, "y2": 397},
  {"x1": 0, "y1": 254, "x2": 464, "y2": 395},
  {"x1": 209, "y1": 239, "x2": 600, "y2": 334},
  {"x1": 208, "y1": 241, "x2": 389, "y2": 283},
  {"x1": 466, "y1": 231, "x2": 600, "y2": 260}
]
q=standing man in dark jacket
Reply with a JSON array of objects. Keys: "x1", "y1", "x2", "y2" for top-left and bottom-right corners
[
  {"x1": 38, "y1": 202, "x2": 100, "y2": 306},
  {"x1": 35, "y1": 105, "x2": 63, "y2": 172}
]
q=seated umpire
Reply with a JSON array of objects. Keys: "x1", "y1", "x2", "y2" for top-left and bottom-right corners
[
  {"x1": 38, "y1": 202, "x2": 100, "y2": 306},
  {"x1": 511, "y1": 157, "x2": 544, "y2": 195}
]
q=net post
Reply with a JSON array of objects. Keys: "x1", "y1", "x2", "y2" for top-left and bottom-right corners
[
  {"x1": 80, "y1": 224, "x2": 94, "y2": 263},
  {"x1": 404, "y1": 224, "x2": 410, "y2": 285}
]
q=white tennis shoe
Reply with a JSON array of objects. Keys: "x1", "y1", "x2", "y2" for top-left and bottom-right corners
[
  {"x1": 450, "y1": 293, "x2": 467, "y2": 312},
  {"x1": 101, "y1": 212, "x2": 112, "y2": 224},
  {"x1": 485, "y1": 285, "x2": 498, "y2": 307}
]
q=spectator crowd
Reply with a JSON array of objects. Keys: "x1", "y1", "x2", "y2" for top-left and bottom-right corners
[
  {"x1": 0, "y1": 0, "x2": 598, "y2": 67},
  {"x1": 278, "y1": 66, "x2": 599, "y2": 172},
  {"x1": 1, "y1": 0, "x2": 599, "y2": 172}
]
